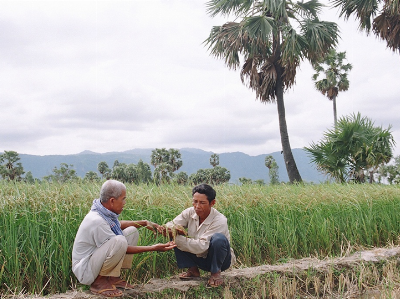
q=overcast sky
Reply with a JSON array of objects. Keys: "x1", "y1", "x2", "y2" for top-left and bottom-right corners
[{"x1": 1, "y1": 0, "x2": 399, "y2": 157}]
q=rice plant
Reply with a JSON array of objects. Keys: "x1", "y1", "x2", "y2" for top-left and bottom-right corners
[{"x1": 1, "y1": 181, "x2": 400, "y2": 296}]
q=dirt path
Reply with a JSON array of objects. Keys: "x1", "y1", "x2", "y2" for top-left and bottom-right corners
[{"x1": 47, "y1": 246, "x2": 400, "y2": 298}]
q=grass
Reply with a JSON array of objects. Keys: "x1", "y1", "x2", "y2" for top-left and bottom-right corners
[{"x1": 1, "y1": 181, "x2": 400, "y2": 296}]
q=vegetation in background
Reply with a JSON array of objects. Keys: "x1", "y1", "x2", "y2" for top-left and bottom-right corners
[
  {"x1": 333, "y1": 0, "x2": 400, "y2": 53},
  {"x1": 108, "y1": 159, "x2": 152, "y2": 184},
  {"x1": 2, "y1": 182, "x2": 400, "y2": 296},
  {"x1": 83, "y1": 171, "x2": 101, "y2": 182},
  {"x1": 44, "y1": 163, "x2": 78, "y2": 183},
  {"x1": 305, "y1": 113, "x2": 395, "y2": 183},
  {"x1": 151, "y1": 148, "x2": 183, "y2": 184},
  {"x1": 210, "y1": 153, "x2": 219, "y2": 168},
  {"x1": 265, "y1": 155, "x2": 279, "y2": 184},
  {"x1": 312, "y1": 49, "x2": 352, "y2": 126},
  {"x1": 239, "y1": 177, "x2": 266, "y2": 185},
  {"x1": 0, "y1": 150, "x2": 25, "y2": 181},
  {"x1": 239, "y1": 177, "x2": 253, "y2": 185},
  {"x1": 189, "y1": 154, "x2": 230, "y2": 185},
  {"x1": 204, "y1": 0, "x2": 340, "y2": 183},
  {"x1": 23, "y1": 171, "x2": 36, "y2": 184},
  {"x1": 173, "y1": 171, "x2": 189, "y2": 185},
  {"x1": 379, "y1": 155, "x2": 400, "y2": 184},
  {"x1": 97, "y1": 161, "x2": 111, "y2": 179}
]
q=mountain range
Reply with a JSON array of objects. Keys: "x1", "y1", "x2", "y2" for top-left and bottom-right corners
[{"x1": 18, "y1": 148, "x2": 328, "y2": 183}]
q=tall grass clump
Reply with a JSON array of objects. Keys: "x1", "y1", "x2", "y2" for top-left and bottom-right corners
[
  {"x1": 0, "y1": 181, "x2": 99, "y2": 296},
  {"x1": 1, "y1": 181, "x2": 400, "y2": 296},
  {"x1": 217, "y1": 184, "x2": 400, "y2": 264}
]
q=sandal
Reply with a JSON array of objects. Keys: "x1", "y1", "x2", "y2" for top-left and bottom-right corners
[
  {"x1": 207, "y1": 275, "x2": 224, "y2": 287},
  {"x1": 90, "y1": 285, "x2": 123, "y2": 297},
  {"x1": 179, "y1": 270, "x2": 201, "y2": 280}
]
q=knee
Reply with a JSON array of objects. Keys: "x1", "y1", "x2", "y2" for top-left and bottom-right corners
[
  {"x1": 123, "y1": 226, "x2": 139, "y2": 246},
  {"x1": 123, "y1": 226, "x2": 138, "y2": 235},
  {"x1": 112, "y1": 235, "x2": 129, "y2": 253},
  {"x1": 123, "y1": 226, "x2": 139, "y2": 237},
  {"x1": 210, "y1": 233, "x2": 229, "y2": 248}
]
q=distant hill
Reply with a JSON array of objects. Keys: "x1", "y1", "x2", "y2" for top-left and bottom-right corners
[{"x1": 18, "y1": 148, "x2": 328, "y2": 183}]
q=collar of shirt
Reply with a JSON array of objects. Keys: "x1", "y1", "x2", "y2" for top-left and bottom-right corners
[{"x1": 191, "y1": 207, "x2": 216, "y2": 229}]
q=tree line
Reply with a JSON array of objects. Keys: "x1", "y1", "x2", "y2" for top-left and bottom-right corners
[
  {"x1": 0, "y1": 148, "x2": 280, "y2": 185},
  {"x1": 2, "y1": 130, "x2": 400, "y2": 185}
]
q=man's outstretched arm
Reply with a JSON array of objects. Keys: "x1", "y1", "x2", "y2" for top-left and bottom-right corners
[
  {"x1": 120, "y1": 220, "x2": 160, "y2": 232},
  {"x1": 126, "y1": 242, "x2": 176, "y2": 254}
]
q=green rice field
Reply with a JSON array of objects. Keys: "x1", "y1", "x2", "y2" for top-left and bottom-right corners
[{"x1": 1, "y1": 181, "x2": 400, "y2": 296}]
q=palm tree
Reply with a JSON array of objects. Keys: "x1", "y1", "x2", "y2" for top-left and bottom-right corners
[
  {"x1": 205, "y1": 0, "x2": 339, "y2": 183},
  {"x1": 210, "y1": 154, "x2": 219, "y2": 168},
  {"x1": 312, "y1": 49, "x2": 352, "y2": 126},
  {"x1": 167, "y1": 148, "x2": 183, "y2": 173},
  {"x1": 305, "y1": 113, "x2": 395, "y2": 183},
  {"x1": 265, "y1": 155, "x2": 279, "y2": 184},
  {"x1": 333, "y1": 0, "x2": 400, "y2": 52},
  {"x1": 97, "y1": 161, "x2": 111, "y2": 179},
  {"x1": 0, "y1": 150, "x2": 25, "y2": 181},
  {"x1": 151, "y1": 148, "x2": 182, "y2": 184}
]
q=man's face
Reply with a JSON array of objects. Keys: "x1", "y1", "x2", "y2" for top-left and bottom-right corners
[
  {"x1": 192, "y1": 192, "x2": 215, "y2": 220},
  {"x1": 110, "y1": 189, "x2": 126, "y2": 215}
]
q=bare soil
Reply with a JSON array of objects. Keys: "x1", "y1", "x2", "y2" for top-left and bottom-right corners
[{"x1": 32, "y1": 246, "x2": 400, "y2": 298}]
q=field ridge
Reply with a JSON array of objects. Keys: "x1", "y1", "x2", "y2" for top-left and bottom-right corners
[{"x1": 43, "y1": 245, "x2": 400, "y2": 299}]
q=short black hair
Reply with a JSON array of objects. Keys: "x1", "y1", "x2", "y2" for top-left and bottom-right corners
[{"x1": 192, "y1": 184, "x2": 216, "y2": 203}]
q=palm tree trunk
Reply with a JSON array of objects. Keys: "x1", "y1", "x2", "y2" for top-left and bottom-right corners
[
  {"x1": 369, "y1": 170, "x2": 374, "y2": 184},
  {"x1": 333, "y1": 95, "x2": 337, "y2": 126},
  {"x1": 275, "y1": 64, "x2": 302, "y2": 183}
]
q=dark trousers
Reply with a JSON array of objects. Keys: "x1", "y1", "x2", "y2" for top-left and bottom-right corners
[{"x1": 174, "y1": 233, "x2": 231, "y2": 274}]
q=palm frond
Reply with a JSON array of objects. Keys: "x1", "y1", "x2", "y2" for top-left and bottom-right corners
[
  {"x1": 206, "y1": 0, "x2": 254, "y2": 17},
  {"x1": 205, "y1": 0, "x2": 340, "y2": 106},
  {"x1": 280, "y1": 27, "x2": 308, "y2": 64},
  {"x1": 337, "y1": 76, "x2": 350, "y2": 92},
  {"x1": 204, "y1": 22, "x2": 244, "y2": 69},
  {"x1": 373, "y1": 10, "x2": 400, "y2": 52},
  {"x1": 292, "y1": 0, "x2": 325, "y2": 18},
  {"x1": 261, "y1": 0, "x2": 289, "y2": 19},
  {"x1": 332, "y1": 0, "x2": 379, "y2": 31},
  {"x1": 240, "y1": 56, "x2": 278, "y2": 102},
  {"x1": 243, "y1": 15, "x2": 275, "y2": 44},
  {"x1": 301, "y1": 19, "x2": 339, "y2": 61}
]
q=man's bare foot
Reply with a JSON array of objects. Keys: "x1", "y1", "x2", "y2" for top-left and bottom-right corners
[
  {"x1": 90, "y1": 275, "x2": 123, "y2": 297},
  {"x1": 208, "y1": 271, "x2": 224, "y2": 287},
  {"x1": 108, "y1": 276, "x2": 135, "y2": 289},
  {"x1": 179, "y1": 266, "x2": 201, "y2": 280}
]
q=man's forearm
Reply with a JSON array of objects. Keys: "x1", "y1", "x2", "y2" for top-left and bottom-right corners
[
  {"x1": 120, "y1": 220, "x2": 147, "y2": 230},
  {"x1": 126, "y1": 245, "x2": 157, "y2": 254}
]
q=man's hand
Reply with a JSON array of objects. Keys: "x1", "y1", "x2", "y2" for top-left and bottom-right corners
[
  {"x1": 157, "y1": 226, "x2": 170, "y2": 238},
  {"x1": 174, "y1": 225, "x2": 187, "y2": 236},
  {"x1": 157, "y1": 225, "x2": 187, "y2": 239},
  {"x1": 153, "y1": 241, "x2": 176, "y2": 252},
  {"x1": 144, "y1": 221, "x2": 160, "y2": 233}
]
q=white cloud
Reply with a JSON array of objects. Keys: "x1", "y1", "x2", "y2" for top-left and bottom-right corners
[{"x1": 0, "y1": 0, "x2": 399, "y2": 158}]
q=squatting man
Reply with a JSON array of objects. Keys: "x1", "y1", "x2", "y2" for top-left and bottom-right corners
[
  {"x1": 72, "y1": 180, "x2": 176, "y2": 297},
  {"x1": 158, "y1": 183, "x2": 236, "y2": 287}
]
